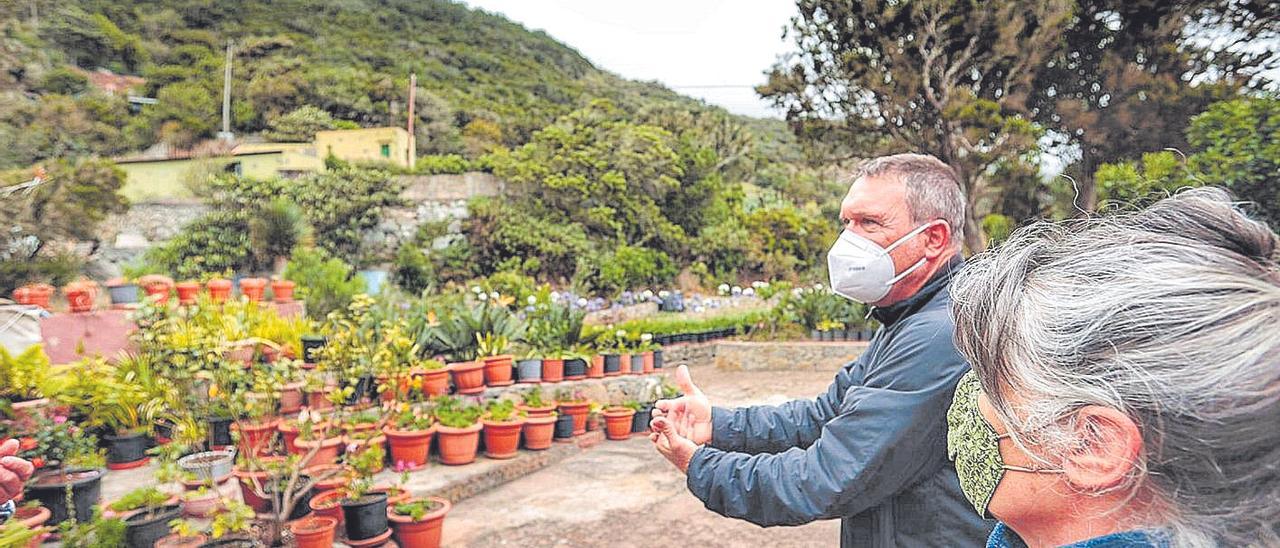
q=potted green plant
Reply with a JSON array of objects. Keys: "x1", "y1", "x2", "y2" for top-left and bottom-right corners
[
  {"x1": 388, "y1": 497, "x2": 452, "y2": 548},
  {"x1": 516, "y1": 387, "x2": 557, "y2": 417},
  {"x1": 120, "y1": 490, "x2": 183, "y2": 548},
  {"x1": 180, "y1": 486, "x2": 220, "y2": 519},
  {"x1": 288, "y1": 515, "x2": 338, "y2": 548},
  {"x1": 414, "y1": 358, "x2": 450, "y2": 397},
  {"x1": 514, "y1": 348, "x2": 542, "y2": 384},
  {"x1": 22, "y1": 414, "x2": 106, "y2": 525},
  {"x1": 0, "y1": 344, "x2": 51, "y2": 435},
  {"x1": 341, "y1": 442, "x2": 390, "y2": 543},
  {"x1": 554, "y1": 388, "x2": 591, "y2": 436},
  {"x1": 384, "y1": 407, "x2": 435, "y2": 470},
  {"x1": 102, "y1": 486, "x2": 177, "y2": 521},
  {"x1": 156, "y1": 518, "x2": 207, "y2": 547},
  {"x1": 433, "y1": 396, "x2": 484, "y2": 465},
  {"x1": 477, "y1": 332, "x2": 514, "y2": 387},
  {"x1": 205, "y1": 499, "x2": 257, "y2": 544},
  {"x1": 481, "y1": 399, "x2": 525, "y2": 459}
]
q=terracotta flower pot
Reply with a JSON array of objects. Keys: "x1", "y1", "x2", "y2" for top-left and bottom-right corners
[
  {"x1": 232, "y1": 418, "x2": 280, "y2": 457},
  {"x1": 383, "y1": 425, "x2": 435, "y2": 470},
  {"x1": 290, "y1": 515, "x2": 338, "y2": 548},
  {"x1": 13, "y1": 284, "x2": 53, "y2": 309},
  {"x1": 236, "y1": 471, "x2": 275, "y2": 514},
  {"x1": 309, "y1": 489, "x2": 346, "y2": 527},
  {"x1": 588, "y1": 355, "x2": 605, "y2": 378},
  {"x1": 541, "y1": 358, "x2": 565, "y2": 383},
  {"x1": 642, "y1": 351, "x2": 655, "y2": 373},
  {"x1": 371, "y1": 485, "x2": 413, "y2": 506},
  {"x1": 522, "y1": 415, "x2": 557, "y2": 451},
  {"x1": 603, "y1": 407, "x2": 637, "y2": 440},
  {"x1": 435, "y1": 423, "x2": 483, "y2": 465},
  {"x1": 482, "y1": 354, "x2": 514, "y2": 387},
  {"x1": 16, "y1": 503, "x2": 51, "y2": 529},
  {"x1": 138, "y1": 275, "x2": 174, "y2": 302},
  {"x1": 279, "y1": 420, "x2": 330, "y2": 455},
  {"x1": 181, "y1": 489, "x2": 220, "y2": 518},
  {"x1": 295, "y1": 435, "x2": 345, "y2": 467},
  {"x1": 388, "y1": 497, "x2": 451, "y2": 548},
  {"x1": 62, "y1": 281, "x2": 98, "y2": 313},
  {"x1": 417, "y1": 367, "x2": 450, "y2": 397},
  {"x1": 278, "y1": 382, "x2": 304, "y2": 415},
  {"x1": 239, "y1": 277, "x2": 267, "y2": 301},
  {"x1": 174, "y1": 281, "x2": 200, "y2": 305},
  {"x1": 558, "y1": 401, "x2": 591, "y2": 435},
  {"x1": 481, "y1": 418, "x2": 525, "y2": 459},
  {"x1": 448, "y1": 361, "x2": 485, "y2": 395},
  {"x1": 207, "y1": 278, "x2": 232, "y2": 303},
  {"x1": 307, "y1": 388, "x2": 334, "y2": 411},
  {"x1": 517, "y1": 403, "x2": 557, "y2": 418},
  {"x1": 271, "y1": 279, "x2": 296, "y2": 303}
]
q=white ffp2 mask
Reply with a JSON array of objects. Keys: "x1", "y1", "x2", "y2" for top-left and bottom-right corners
[{"x1": 826, "y1": 221, "x2": 941, "y2": 304}]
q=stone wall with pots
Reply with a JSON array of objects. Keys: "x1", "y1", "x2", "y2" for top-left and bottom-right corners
[
  {"x1": 712, "y1": 341, "x2": 868, "y2": 372},
  {"x1": 85, "y1": 172, "x2": 503, "y2": 277},
  {"x1": 662, "y1": 343, "x2": 717, "y2": 370}
]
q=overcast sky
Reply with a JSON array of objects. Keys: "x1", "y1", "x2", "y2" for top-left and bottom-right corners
[{"x1": 461, "y1": 0, "x2": 797, "y2": 119}]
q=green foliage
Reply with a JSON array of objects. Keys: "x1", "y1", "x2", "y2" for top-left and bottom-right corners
[
  {"x1": 108, "y1": 487, "x2": 171, "y2": 512},
  {"x1": 40, "y1": 67, "x2": 90, "y2": 95},
  {"x1": 593, "y1": 245, "x2": 677, "y2": 294},
  {"x1": 520, "y1": 387, "x2": 550, "y2": 408},
  {"x1": 248, "y1": 198, "x2": 313, "y2": 270},
  {"x1": 392, "y1": 499, "x2": 444, "y2": 522},
  {"x1": 1096, "y1": 151, "x2": 1199, "y2": 207},
  {"x1": 0, "y1": 344, "x2": 50, "y2": 401},
  {"x1": 264, "y1": 105, "x2": 341, "y2": 142},
  {"x1": 484, "y1": 399, "x2": 520, "y2": 422},
  {"x1": 145, "y1": 210, "x2": 251, "y2": 280},
  {"x1": 57, "y1": 511, "x2": 127, "y2": 548},
  {"x1": 392, "y1": 243, "x2": 436, "y2": 296},
  {"x1": 1186, "y1": 96, "x2": 1280, "y2": 228},
  {"x1": 413, "y1": 154, "x2": 487, "y2": 175},
  {"x1": 283, "y1": 247, "x2": 366, "y2": 321},
  {"x1": 981, "y1": 214, "x2": 1015, "y2": 246},
  {"x1": 432, "y1": 396, "x2": 483, "y2": 428}
]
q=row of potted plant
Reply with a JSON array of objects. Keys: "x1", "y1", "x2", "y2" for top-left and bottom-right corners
[{"x1": 9, "y1": 274, "x2": 299, "y2": 313}]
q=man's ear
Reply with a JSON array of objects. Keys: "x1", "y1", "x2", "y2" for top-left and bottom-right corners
[
  {"x1": 1062, "y1": 406, "x2": 1144, "y2": 492},
  {"x1": 922, "y1": 221, "x2": 953, "y2": 259}
]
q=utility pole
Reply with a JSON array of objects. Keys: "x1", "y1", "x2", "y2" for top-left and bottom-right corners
[
  {"x1": 217, "y1": 41, "x2": 234, "y2": 141},
  {"x1": 407, "y1": 73, "x2": 417, "y2": 168}
]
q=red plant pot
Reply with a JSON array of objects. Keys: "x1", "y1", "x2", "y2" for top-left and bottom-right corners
[
  {"x1": 271, "y1": 279, "x2": 295, "y2": 303},
  {"x1": 175, "y1": 281, "x2": 200, "y2": 305},
  {"x1": 289, "y1": 515, "x2": 338, "y2": 548},
  {"x1": 522, "y1": 415, "x2": 557, "y2": 451},
  {"x1": 280, "y1": 420, "x2": 329, "y2": 455},
  {"x1": 388, "y1": 497, "x2": 451, "y2": 548},
  {"x1": 435, "y1": 423, "x2": 483, "y2": 465},
  {"x1": 448, "y1": 361, "x2": 485, "y2": 395},
  {"x1": 481, "y1": 418, "x2": 524, "y2": 459},
  {"x1": 541, "y1": 358, "x2": 564, "y2": 383},
  {"x1": 63, "y1": 283, "x2": 97, "y2": 313},
  {"x1": 295, "y1": 435, "x2": 345, "y2": 467},
  {"x1": 603, "y1": 407, "x2": 637, "y2": 440},
  {"x1": 309, "y1": 489, "x2": 346, "y2": 527},
  {"x1": 13, "y1": 285, "x2": 53, "y2": 310},
  {"x1": 278, "y1": 382, "x2": 304, "y2": 414},
  {"x1": 207, "y1": 278, "x2": 232, "y2": 303},
  {"x1": 232, "y1": 418, "x2": 280, "y2": 457},
  {"x1": 384, "y1": 425, "x2": 435, "y2": 470},
  {"x1": 642, "y1": 351, "x2": 655, "y2": 373},
  {"x1": 239, "y1": 277, "x2": 267, "y2": 302},
  {"x1": 307, "y1": 389, "x2": 334, "y2": 411},
  {"x1": 558, "y1": 402, "x2": 591, "y2": 435},
  {"x1": 417, "y1": 368, "x2": 450, "y2": 397},
  {"x1": 619, "y1": 353, "x2": 633, "y2": 376},
  {"x1": 482, "y1": 354, "x2": 514, "y2": 387},
  {"x1": 155, "y1": 534, "x2": 207, "y2": 548},
  {"x1": 516, "y1": 403, "x2": 557, "y2": 418},
  {"x1": 236, "y1": 470, "x2": 275, "y2": 514},
  {"x1": 588, "y1": 355, "x2": 605, "y2": 379},
  {"x1": 138, "y1": 275, "x2": 174, "y2": 302}
]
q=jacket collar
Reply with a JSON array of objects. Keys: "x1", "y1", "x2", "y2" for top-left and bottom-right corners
[{"x1": 870, "y1": 254, "x2": 965, "y2": 327}]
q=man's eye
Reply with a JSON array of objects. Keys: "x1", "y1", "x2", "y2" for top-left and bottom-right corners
[{"x1": 839, "y1": 217, "x2": 851, "y2": 227}]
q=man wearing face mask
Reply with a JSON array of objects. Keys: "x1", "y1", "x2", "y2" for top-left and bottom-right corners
[{"x1": 650, "y1": 153, "x2": 991, "y2": 547}]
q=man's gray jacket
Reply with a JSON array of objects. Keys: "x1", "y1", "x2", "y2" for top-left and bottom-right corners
[{"x1": 685, "y1": 258, "x2": 992, "y2": 547}]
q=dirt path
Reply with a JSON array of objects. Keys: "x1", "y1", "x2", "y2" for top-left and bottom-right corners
[{"x1": 441, "y1": 363, "x2": 842, "y2": 547}]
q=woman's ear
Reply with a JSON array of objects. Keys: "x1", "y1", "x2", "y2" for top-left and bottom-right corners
[{"x1": 1062, "y1": 406, "x2": 1144, "y2": 492}]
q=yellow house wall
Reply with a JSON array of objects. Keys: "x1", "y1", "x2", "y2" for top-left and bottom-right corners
[
  {"x1": 314, "y1": 127, "x2": 412, "y2": 168},
  {"x1": 119, "y1": 152, "x2": 321, "y2": 202}
]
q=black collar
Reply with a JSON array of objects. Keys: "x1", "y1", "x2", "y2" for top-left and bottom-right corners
[{"x1": 870, "y1": 254, "x2": 965, "y2": 327}]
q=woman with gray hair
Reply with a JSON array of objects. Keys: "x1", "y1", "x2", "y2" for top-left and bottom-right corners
[{"x1": 944, "y1": 187, "x2": 1280, "y2": 547}]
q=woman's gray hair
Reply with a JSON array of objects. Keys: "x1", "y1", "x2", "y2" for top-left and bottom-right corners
[{"x1": 950, "y1": 187, "x2": 1280, "y2": 546}]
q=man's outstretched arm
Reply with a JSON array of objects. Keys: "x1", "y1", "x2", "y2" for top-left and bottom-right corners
[{"x1": 706, "y1": 359, "x2": 859, "y2": 454}]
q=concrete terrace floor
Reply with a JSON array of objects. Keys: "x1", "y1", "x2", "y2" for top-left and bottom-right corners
[{"x1": 441, "y1": 363, "x2": 843, "y2": 547}]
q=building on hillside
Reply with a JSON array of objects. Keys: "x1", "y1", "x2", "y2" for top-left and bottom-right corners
[{"x1": 113, "y1": 127, "x2": 412, "y2": 202}]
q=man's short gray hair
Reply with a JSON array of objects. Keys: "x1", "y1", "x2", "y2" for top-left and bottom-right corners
[
  {"x1": 950, "y1": 187, "x2": 1280, "y2": 546},
  {"x1": 853, "y1": 153, "x2": 966, "y2": 247}
]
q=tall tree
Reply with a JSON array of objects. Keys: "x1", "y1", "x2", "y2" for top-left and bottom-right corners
[
  {"x1": 1031, "y1": 0, "x2": 1278, "y2": 213},
  {"x1": 760, "y1": 0, "x2": 1073, "y2": 251}
]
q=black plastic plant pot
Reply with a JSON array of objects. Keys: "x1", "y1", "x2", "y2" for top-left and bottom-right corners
[
  {"x1": 603, "y1": 354, "x2": 621, "y2": 374},
  {"x1": 154, "y1": 420, "x2": 175, "y2": 442},
  {"x1": 342, "y1": 492, "x2": 389, "y2": 541},
  {"x1": 207, "y1": 416, "x2": 234, "y2": 448},
  {"x1": 631, "y1": 405, "x2": 653, "y2": 433},
  {"x1": 629, "y1": 355, "x2": 644, "y2": 374},
  {"x1": 300, "y1": 335, "x2": 326, "y2": 363},
  {"x1": 345, "y1": 376, "x2": 373, "y2": 405},
  {"x1": 515, "y1": 359, "x2": 542, "y2": 383},
  {"x1": 124, "y1": 503, "x2": 182, "y2": 548},
  {"x1": 362, "y1": 374, "x2": 379, "y2": 400},
  {"x1": 106, "y1": 431, "x2": 150, "y2": 467},
  {"x1": 563, "y1": 358, "x2": 587, "y2": 378},
  {"x1": 553, "y1": 414, "x2": 575, "y2": 439},
  {"x1": 25, "y1": 468, "x2": 104, "y2": 525},
  {"x1": 652, "y1": 350, "x2": 664, "y2": 369}
]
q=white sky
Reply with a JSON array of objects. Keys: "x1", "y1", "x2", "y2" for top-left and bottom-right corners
[{"x1": 461, "y1": 0, "x2": 796, "y2": 119}]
